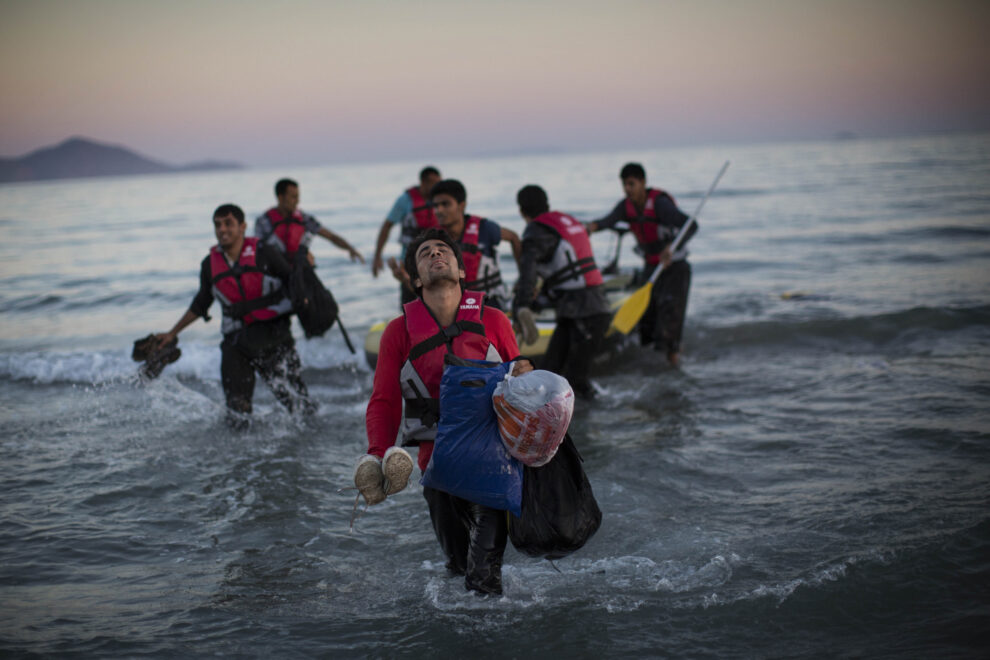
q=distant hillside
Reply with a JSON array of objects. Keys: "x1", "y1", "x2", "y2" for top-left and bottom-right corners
[{"x1": 0, "y1": 137, "x2": 242, "y2": 183}]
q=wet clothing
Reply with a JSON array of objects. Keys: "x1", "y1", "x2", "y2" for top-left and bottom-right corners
[
  {"x1": 366, "y1": 290, "x2": 520, "y2": 594},
  {"x1": 255, "y1": 208, "x2": 323, "y2": 259},
  {"x1": 220, "y1": 316, "x2": 312, "y2": 415},
  {"x1": 595, "y1": 190, "x2": 696, "y2": 353},
  {"x1": 188, "y1": 241, "x2": 311, "y2": 414},
  {"x1": 514, "y1": 216, "x2": 610, "y2": 398},
  {"x1": 636, "y1": 260, "x2": 692, "y2": 356},
  {"x1": 423, "y1": 486, "x2": 507, "y2": 595}
]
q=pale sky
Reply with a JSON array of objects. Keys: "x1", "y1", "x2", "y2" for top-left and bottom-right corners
[{"x1": 2, "y1": 0, "x2": 988, "y2": 166}]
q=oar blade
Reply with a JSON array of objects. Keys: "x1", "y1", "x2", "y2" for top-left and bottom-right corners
[{"x1": 610, "y1": 282, "x2": 653, "y2": 335}]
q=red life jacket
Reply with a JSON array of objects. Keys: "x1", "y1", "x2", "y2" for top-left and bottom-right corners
[
  {"x1": 404, "y1": 185, "x2": 438, "y2": 235},
  {"x1": 210, "y1": 238, "x2": 287, "y2": 330},
  {"x1": 265, "y1": 208, "x2": 307, "y2": 257},
  {"x1": 458, "y1": 215, "x2": 504, "y2": 295},
  {"x1": 398, "y1": 290, "x2": 502, "y2": 445},
  {"x1": 532, "y1": 211, "x2": 604, "y2": 290},
  {"x1": 624, "y1": 188, "x2": 676, "y2": 266}
]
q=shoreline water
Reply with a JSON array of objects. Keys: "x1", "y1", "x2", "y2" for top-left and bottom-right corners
[{"x1": 2, "y1": 133, "x2": 989, "y2": 657}]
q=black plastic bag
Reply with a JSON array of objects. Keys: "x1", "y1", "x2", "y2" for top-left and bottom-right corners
[
  {"x1": 508, "y1": 434, "x2": 602, "y2": 560},
  {"x1": 288, "y1": 247, "x2": 339, "y2": 338}
]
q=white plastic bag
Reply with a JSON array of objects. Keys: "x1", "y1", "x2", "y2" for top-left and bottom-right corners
[{"x1": 493, "y1": 367, "x2": 574, "y2": 467}]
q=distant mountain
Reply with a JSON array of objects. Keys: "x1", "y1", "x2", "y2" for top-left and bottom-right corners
[{"x1": 0, "y1": 137, "x2": 243, "y2": 183}]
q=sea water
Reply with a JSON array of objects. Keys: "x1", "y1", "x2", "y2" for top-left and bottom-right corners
[{"x1": 1, "y1": 133, "x2": 988, "y2": 657}]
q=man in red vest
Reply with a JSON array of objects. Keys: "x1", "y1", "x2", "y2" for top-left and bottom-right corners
[
  {"x1": 359, "y1": 227, "x2": 532, "y2": 595},
  {"x1": 156, "y1": 204, "x2": 313, "y2": 427},
  {"x1": 255, "y1": 178, "x2": 363, "y2": 266},
  {"x1": 370, "y1": 166, "x2": 442, "y2": 307},
  {"x1": 586, "y1": 163, "x2": 696, "y2": 366},
  {"x1": 514, "y1": 185, "x2": 611, "y2": 400},
  {"x1": 428, "y1": 178, "x2": 521, "y2": 310}
]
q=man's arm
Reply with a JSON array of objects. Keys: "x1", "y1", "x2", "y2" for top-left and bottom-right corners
[
  {"x1": 512, "y1": 223, "x2": 558, "y2": 313},
  {"x1": 500, "y1": 225, "x2": 522, "y2": 267},
  {"x1": 316, "y1": 226, "x2": 364, "y2": 263},
  {"x1": 366, "y1": 318, "x2": 407, "y2": 458},
  {"x1": 484, "y1": 308, "x2": 534, "y2": 376},
  {"x1": 585, "y1": 200, "x2": 626, "y2": 233},
  {"x1": 254, "y1": 215, "x2": 272, "y2": 240},
  {"x1": 656, "y1": 196, "x2": 697, "y2": 245},
  {"x1": 258, "y1": 243, "x2": 293, "y2": 281},
  {"x1": 372, "y1": 193, "x2": 412, "y2": 277},
  {"x1": 156, "y1": 257, "x2": 212, "y2": 347},
  {"x1": 372, "y1": 221, "x2": 393, "y2": 277}
]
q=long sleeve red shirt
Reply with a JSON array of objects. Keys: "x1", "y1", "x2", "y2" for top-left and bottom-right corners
[{"x1": 366, "y1": 305, "x2": 521, "y2": 472}]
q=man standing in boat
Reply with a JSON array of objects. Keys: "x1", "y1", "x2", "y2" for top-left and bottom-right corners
[
  {"x1": 156, "y1": 204, "x2": 314, "y2": 427},
  {"x1": 586, "y1": 163, "x2": 696, "y2": 367},
  {"x1": 359, "y1": 227, "x2": 532, "y2": 596},
  {"x1": 513, "y1": 185, "x2": 611, "y2": 400},
  {"x1": 426, "y1": 178, "x2": 521, "y2": 310},
  {"x1": 255, "y1": 178, "x2": 364, "y2": 266},
  {"x1": 370, "y1": 166, "x2": 443, "y2": 307}
]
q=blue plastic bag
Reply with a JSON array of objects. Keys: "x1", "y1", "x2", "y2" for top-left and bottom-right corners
[{"x1": 420, "y1": 357, "x2": 523, "y2": 516}]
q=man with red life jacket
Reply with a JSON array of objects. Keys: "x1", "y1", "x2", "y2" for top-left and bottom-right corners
[
  {"x1": 370, "y1": 166, "x2": 442, "y2": 307},
  {"x1": 255, "y1": 178, "x2": 364, "y2": 266},
  {"x1": 359, "y1": 227, "x2": 532, "y2": 596},
  {"x1": 513, "y1": 185, "x2": 611, "y2": 400},
  {"x1": 586, "y1": 162, "x2": 696, "y2": 366},
  {"x1": 427, "y1": 178, "x2": 521, "y2": 311},
  {"x1": 156, "y1": 204, "x2": 313, "y2": 427}
]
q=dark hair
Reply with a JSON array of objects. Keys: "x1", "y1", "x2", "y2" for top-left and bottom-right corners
[
  {"x1": 275, "y1": 178, "x2": 298, "y2": 197},
  {"x1": 429, "y1": 178, "x2": 466, "y2": 204},
  {"x1": 213, "y1": 203, "x2": 245, "y2": 224},
  {"x1": 620, "y1": 162, "x2": 646, "y2": 181},
  {"x1": 516, "y1": 184, "x2": 549, "y2": 218},
  {"x1": 419, "y1": 166, "x2": 440, "y2": 182},
  {"x1": 404, "y1": 228, "x2": 465, "y2": 298}
]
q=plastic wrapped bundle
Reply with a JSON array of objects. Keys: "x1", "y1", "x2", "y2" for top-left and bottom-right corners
[{"x1": 492, "y1": 368, "x2": 574, "y2": 467}]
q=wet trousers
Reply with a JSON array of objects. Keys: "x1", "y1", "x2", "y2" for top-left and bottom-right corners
[
  {"x1": 541, "y1": 312, "x2": 611, "y2": 399},
  {"x1": 638, "y1": 260, "x2": 691, "y2": 354},
  {"x1": 423, "y1": 486, "x2": 507, "y2": 595},
  {"x1": 220, "y1": 318, "x2": 313, "y2": 415}
]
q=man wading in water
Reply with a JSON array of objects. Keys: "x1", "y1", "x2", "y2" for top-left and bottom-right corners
[
  {"x1": 357, "y1": 228, "x2": 532, "y2": 595},
  {"x1": 156, "y1": 204, "x2": 314, "y2": 427},
  {"x1": 586, "y1": 163, "x2": 697, "y2": 366}
]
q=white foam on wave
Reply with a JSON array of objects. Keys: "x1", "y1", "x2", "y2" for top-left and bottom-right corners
[
  {"x1": 701, "y1": 548, "x2": 892, "y2": 609},
  {"x1": 0, "y1": 331, "x2": 367, "y2": 386},
  {"x1": 419, "y1": 551, "x2": 743, "y2": 618},
  {"x1": 295, "y1": 333, "x2": 367, "y2": 372},
  {"x1": 0, "y1": 349, "x2": 135, "y2": 385}
]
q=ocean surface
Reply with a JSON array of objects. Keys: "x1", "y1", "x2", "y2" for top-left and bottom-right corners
[{"x1": 1, "y1": 133, "x2": 988, "y2": 658}]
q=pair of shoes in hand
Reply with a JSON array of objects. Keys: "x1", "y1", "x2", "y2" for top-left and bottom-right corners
[{"x1": 353, "y1": 447, "x2": 413, "y2": 506}]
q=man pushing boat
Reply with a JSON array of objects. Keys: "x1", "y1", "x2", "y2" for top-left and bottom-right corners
[
  {"x1": 513, "y1": 185, "x2": 611, "y2": 400},
  {"x1": 586, "y1": 163, "x2": 697, "y2": 367}
]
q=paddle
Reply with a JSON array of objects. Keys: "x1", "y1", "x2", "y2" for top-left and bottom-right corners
[{"x1": 609, "y1": 160, "x2": 730, "y2": 335}]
